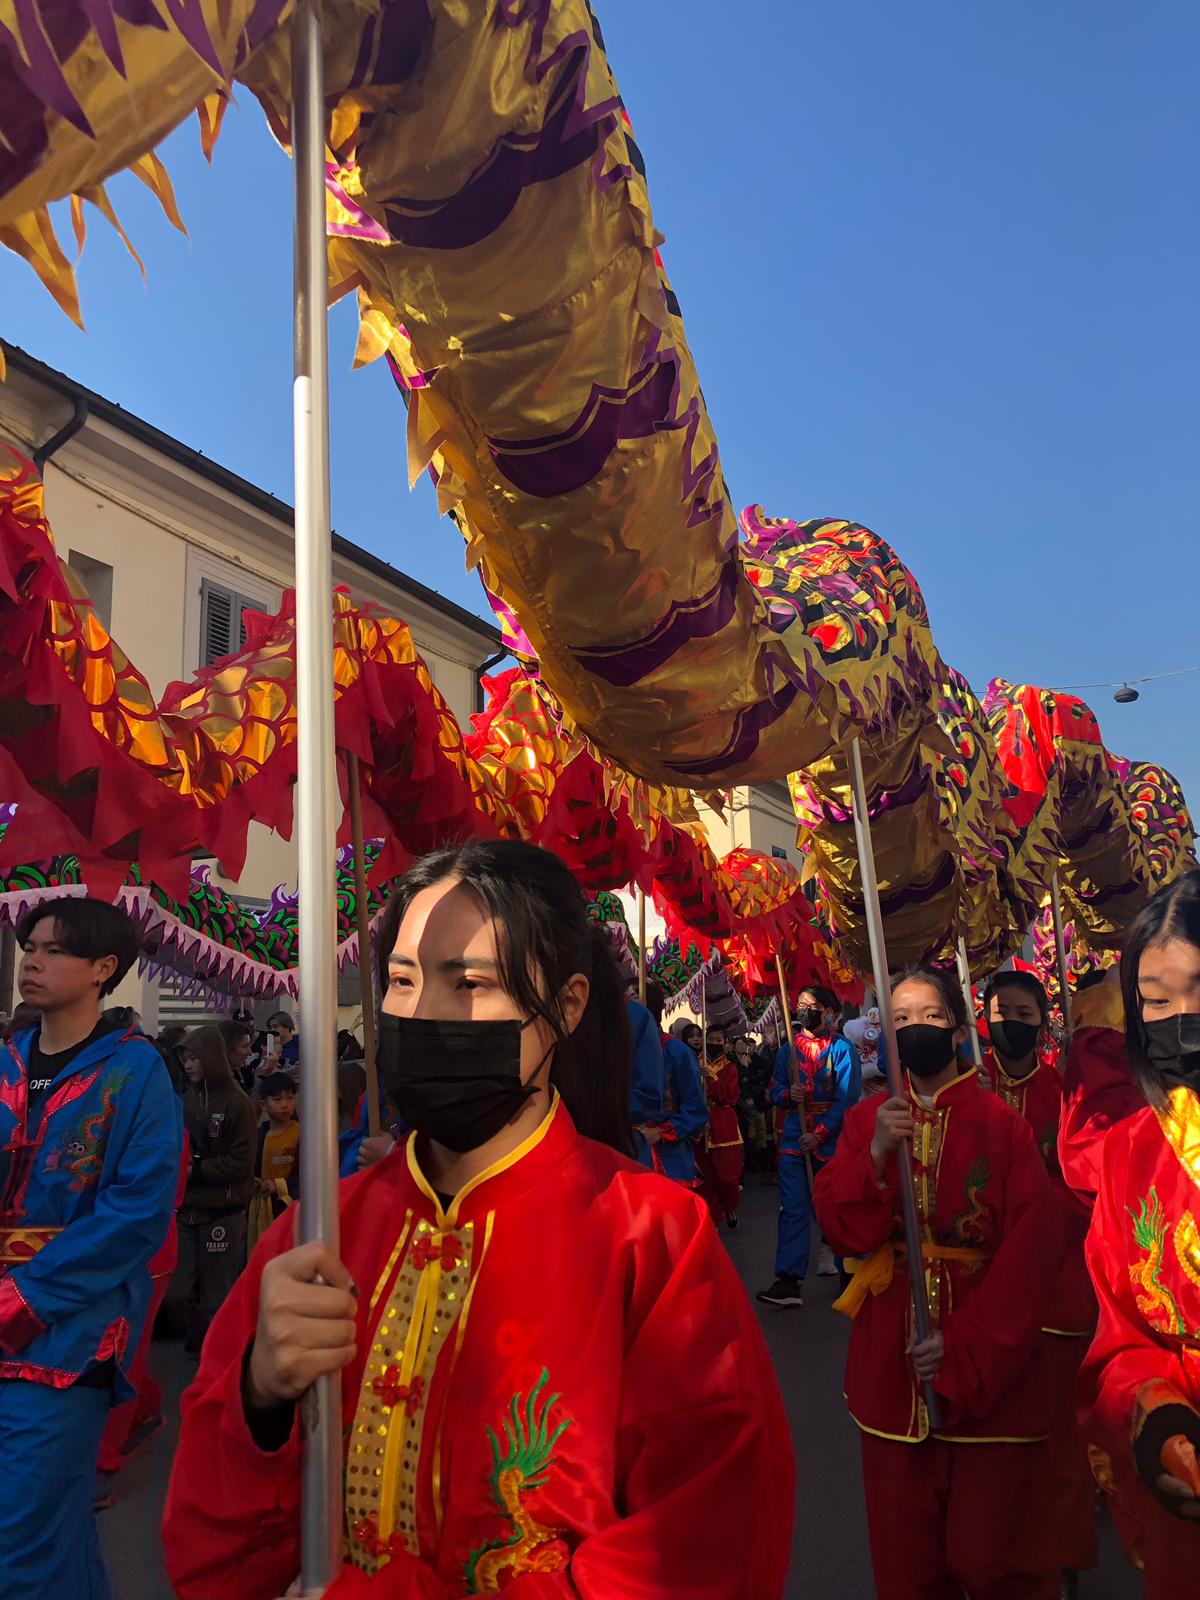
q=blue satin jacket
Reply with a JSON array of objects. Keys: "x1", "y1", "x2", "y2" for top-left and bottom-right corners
[
  {"x1": 338, "y1": 1090, "x2": 406, "y2": 1177},
  {"x1": 0, "y1": 1020, "x2": 182, "y2": 1394},
  {"x1": 626, "y1": 1000, "x2": 666, "y2": 1169},
  {"x1": 657, "y1": 1037, "x2": 709, "y2": 1184},
  {"x1": 771, "y1": 1034, "x2": 861, "y2": 1159}
]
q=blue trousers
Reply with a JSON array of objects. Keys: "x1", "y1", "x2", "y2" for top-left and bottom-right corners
[
  {"x1": 0, "y1": 1377, "x2": 113, "y2": 1599},
  {"x1": 775, "y1": 1149, "x2": 818, "y2": 1279}
]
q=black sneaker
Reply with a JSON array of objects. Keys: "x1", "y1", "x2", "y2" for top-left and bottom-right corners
[
  {"x1": 756, "y1": 1276, "x2": 803, "y2": 1308},
  {"x1": 725, "y1": 1212, "x2": 739, "y2": 1231}
]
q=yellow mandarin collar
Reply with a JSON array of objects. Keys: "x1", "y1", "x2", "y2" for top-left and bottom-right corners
[
  {"x1": 908, "y1": 1066, "x2": 980, "y2": 1110},
  {"x1": 404, "y1": 1090, "x2": 572, "y2": 1230},
  {"x1": 989, "y1": 1052, "x2": 1043, "y2": 1089}
]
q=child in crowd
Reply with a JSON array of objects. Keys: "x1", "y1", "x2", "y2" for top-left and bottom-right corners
[{"x1": 249, "y1": 1072, "x2": 300, "y2": 1250}]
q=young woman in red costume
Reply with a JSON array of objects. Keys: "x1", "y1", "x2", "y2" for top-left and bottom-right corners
[
  {"x1": 1078, "y1": 869, "x2": 1200, "y2": 1599},
  {"x1": 815, "y1": 966, "x2": 1063, "y2": 1600},
  {"x1": 163, "y1": 840, "x2": 793, "y2": 1599},
  {"x1": 983, "y1": 969, "x2": 1098, "y2": 1593}
]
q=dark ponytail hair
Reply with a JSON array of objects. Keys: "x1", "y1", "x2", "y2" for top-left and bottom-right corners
[
  {"x1": 890, "y1": 964, "x2": 968, "y2": 1031},
  {"x1": 1121, "y1": 869, "x2": 1200, "y2": 1110},
  {"x1": 376, "y1": 840, "x2": 634, "y2": 1156}
]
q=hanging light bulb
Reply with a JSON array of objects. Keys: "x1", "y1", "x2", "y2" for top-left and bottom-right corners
[{"x1": 1114, "y1": 684, "x2": 1140, "y2": 704}]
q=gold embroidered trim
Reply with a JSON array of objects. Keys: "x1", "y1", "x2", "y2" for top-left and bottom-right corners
[
  {"x1": 431, "y1": 1208, "x2": 497, "y2": 1538},
  {"x1": 345, "y1": 1217, "x2": 475, "y2": 1572},
  {"x1": 1157, "y1": 1087, "x2": 1200, "y2": 1194},
  {"x1": 368, "y1": 1210, "x2": 413, "y2": 1319}
]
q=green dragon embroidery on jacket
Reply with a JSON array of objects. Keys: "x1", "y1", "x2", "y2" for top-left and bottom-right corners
[
  {"x1": 1128, "y1": 1186, "x2": 1187, "y2": 1335},
  {"x1": 44, "y1": 1067, "x2": 129, "y2": 1192},
  {"x1": 464, "y1": 1369, "x2": 573, "y2": 1595},
  {"x1": 948, "y1": 1157, "x2": 991, "y2": 1245}
]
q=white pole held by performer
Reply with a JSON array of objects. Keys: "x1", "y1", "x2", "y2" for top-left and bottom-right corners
[
  {"x1": 956, "y1": 936, "x2": 986, "y2": 1084},
  {"x1": 848, "y1": 737, "x2": 942, "y2": 1429},
  {"x1": 1050, "y1": 871, "x2": 1072, "y2": 1048},
  {"x1": 292, "y1": 1, "x2": 342, "y2": 1586}
]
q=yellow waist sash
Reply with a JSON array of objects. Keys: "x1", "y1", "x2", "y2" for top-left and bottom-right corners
[
  {"x1": 0, "y1": 1225, "x2": 63, "y2": 1265},
  {"x1": 833, "y1": 1239, "x2": 986, "y2": 1320}
]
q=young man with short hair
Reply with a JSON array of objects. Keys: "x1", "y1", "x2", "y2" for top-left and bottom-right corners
[
  {"x1": 0, "y1": 897, "x2": 182, "y2": 1598},
  {"x1": 265, "y1": 1010, "x2": 299, "y2": 1067}
]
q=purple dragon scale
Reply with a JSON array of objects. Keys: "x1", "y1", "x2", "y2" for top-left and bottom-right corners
[
  {"x1": 572, "y1": 561, "x2": 741, "y2": 688},
  {"x1": 488, "y1": 358, "x2": 679, "y2": 499},
  {"x1": 379, "y1": 48, "x2": 605, "y2": 250}
]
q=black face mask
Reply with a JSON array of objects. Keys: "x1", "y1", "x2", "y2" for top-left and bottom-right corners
[
  {"x1": 988, "y1": 1018, "x2": 1041, "y2": 1062},
  {"x1": 1145, "y1": 1014, "x2": 1200, "y2": 1089},
  {"x1": 797, "y1": 1007, "x2": 825, "y2": 1034},
  {"x1": 896, "y1": 1023, "x2": 959, "y2": 1080},
  {"x1": 377, "y1": 1013, "x2": 539, "y2": 1153}
]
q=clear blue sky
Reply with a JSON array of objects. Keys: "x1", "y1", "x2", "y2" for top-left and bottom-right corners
[{"x1": 3, "y1": 1, "x2": 1197, "y2": 806}]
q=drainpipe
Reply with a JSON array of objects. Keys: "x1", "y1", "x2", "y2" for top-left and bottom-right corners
[
  {"x1": 474, "y1": 649, "x2": 508, "y2": 714},
  {"x1": 33, "y1": 396, "x2": 89, "y2": 474}
]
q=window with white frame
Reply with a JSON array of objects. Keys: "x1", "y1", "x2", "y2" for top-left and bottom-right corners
[{"x1": 199, "y1": 579, "x2": 267, "y2": 667}]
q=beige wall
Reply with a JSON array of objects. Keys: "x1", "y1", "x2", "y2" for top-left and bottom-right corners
[
  {"x1": 46, "y1": 464, "x2": 190, "y2": 692},
  {"x1": 698, "y1": 781, "x2": 798, "y2": 865}
]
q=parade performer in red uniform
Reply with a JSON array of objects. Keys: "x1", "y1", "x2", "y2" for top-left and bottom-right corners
[
  {"x1": 815, "y1": 966, "x2": 1063, "y2": 1600},
  {"x1": 1079, "y1": 870, "x2": 1200, "y2": 1599},
  {"x1": 983, "y1": 969, "x2": 1097, "y2": 1592},
  {"x1": 694, "y1": 1022, "x2": 744, "y2": 1229},
  {"x1": 164, "y1": 840, "x2": 794, "y2": 1600}
]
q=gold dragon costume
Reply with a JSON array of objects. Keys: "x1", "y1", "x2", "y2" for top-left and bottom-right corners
[{"x1": 1, "y1": 0, "x2": 1193, "y2": 982}]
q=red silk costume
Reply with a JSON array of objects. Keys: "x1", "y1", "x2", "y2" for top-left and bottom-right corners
[
  {"x1": 163, "y1": 1097, "x2": 794, "y2": 1599},
  {"x1": 815, "y1": 1068, "x2": 1063, "y2": 1599},
  {"x1": 696, "y1": 1055, "x2": 743, "y2": 1219},
  {"x1": 1059, "y1": 982, "x2": 1141, "y2": 1208},
  {"x1": 1079, "y1": 1087, "x2": 1200, "y2": 1599},
  {"x1": 987, "y1": 1051, "x2": 1097, "y2": 1573}
]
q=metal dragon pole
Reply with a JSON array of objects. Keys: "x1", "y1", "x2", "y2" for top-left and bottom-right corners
[
  {"x1": 774, "y1": 951, "x2": 815, "y2": 1191},
  {"x1": 637, "y1": 889, "x2": 647, "y2": 1005},
  {"x1": 1050, "y1": 871, "x2": 1072, "y2": 1045},
  {"x1": 849, "y1": 738, "x2": 941, "y2": 1428},
  {"x1": 292, "y1": 0, "x2": 342, "y2": 1584},
  {"x1": 956, "y1": 936, "x2": 986, "y2": 1083}
]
